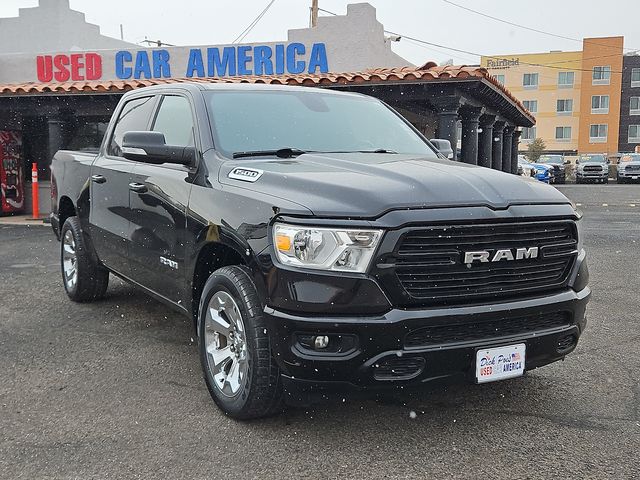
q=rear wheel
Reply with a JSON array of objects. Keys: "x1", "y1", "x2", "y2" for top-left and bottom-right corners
[
  {"x1": 198, "y1": 265, "x2": 283, "y2": 419},
  {"x1": 60, "y1": 217, "x2": 109, "y2": 302}
]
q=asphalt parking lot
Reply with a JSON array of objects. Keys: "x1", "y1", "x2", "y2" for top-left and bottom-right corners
[{"x1": 1, "y1": 184, "x2": 639, "y2": 479}]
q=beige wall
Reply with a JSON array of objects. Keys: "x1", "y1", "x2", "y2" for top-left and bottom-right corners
[{"x1": 482, "y1": 51, "x2": 583, "y2": 153}]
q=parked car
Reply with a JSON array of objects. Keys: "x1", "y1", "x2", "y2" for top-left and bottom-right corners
[
  {"x1": 575, "y1": 154, "x2": 609, "y2": 184},
  {"x1": 517, "y1": 155, "x2": 535, "y2": 177},
  {"x1": 617, "y1": 153, "x2": 640, "y2": 183},
  {"x1": 519, "y1": 155, "x2": 553, "y2": 183},
  {"x1": 50, "y1": 83, "x2": 590, "y2": 419},
  {"x1": 536, "y1": 154, "x2": 568, "y2": 184}
]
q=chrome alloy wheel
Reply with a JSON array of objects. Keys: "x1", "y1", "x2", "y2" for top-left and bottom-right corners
[
  {"x1": 62, "y1": 230, "x2": 78, "y2": 289},
  {"x1": 204, "y1": 291, "x2": 249, "y2": 397}
]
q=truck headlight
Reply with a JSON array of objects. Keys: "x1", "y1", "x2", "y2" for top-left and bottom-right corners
[{"x1": 273, "y1": 223, "x2": 382, "y2": 273}]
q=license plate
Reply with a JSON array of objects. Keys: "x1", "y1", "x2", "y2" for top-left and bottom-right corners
[{"x1": 476, "y1": 343, "x2": 526, "y2": 383}]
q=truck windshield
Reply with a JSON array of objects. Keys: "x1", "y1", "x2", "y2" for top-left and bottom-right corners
[
  {"x1": 538, "y1": 155, "x2": 563, "y2": 164},
  {"x1": 580, "y1": 154, "x2": 607, "y2": 163},
  {"x1": 204, "y1": 90, "x2": 437, "y2": 159}
]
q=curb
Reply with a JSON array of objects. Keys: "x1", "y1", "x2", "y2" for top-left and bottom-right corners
[{"x1": 0, "y1": 215, "x2": 50, "y2": 226}]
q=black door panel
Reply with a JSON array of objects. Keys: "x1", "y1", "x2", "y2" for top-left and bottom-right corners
[{"x1": 128, "y1": 164, "x2": 192, "y2": 304}]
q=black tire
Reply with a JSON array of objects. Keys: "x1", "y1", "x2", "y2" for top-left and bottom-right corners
[
  {"x1": 60, "y1": 216, "x2": 109, "y2": 302},
  {"x1": 576, "y1": 177, "x2": 581, "y2": 184},
  {"x1": 604, "y1": 178, "x2": 609, "y2": 184},
  {"x1": 198, "y1": 265, "x2": 283, "y2": 419}
]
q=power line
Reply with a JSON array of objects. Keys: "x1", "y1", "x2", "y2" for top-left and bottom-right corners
[
  {"x1": 318, "y1": 5, "x2": 625, "y2": 73},
  {"x1": 232, "y1": 0, "x2": 276, "y2": 44},
  {"x1": 384, "y1": 29, "x2": 625, "y2": 74},
  {"x1": 441, "y1": 0, "x2": 639, "y2": 53}
]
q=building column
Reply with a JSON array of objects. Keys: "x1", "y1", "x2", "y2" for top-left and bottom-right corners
[
  {"x1": 432, "y1": 97, "x2": 461, "y2": 160},
  {"x1": 491, "y1": 121, "x2": 505, "y2": 171},
  {"x1": 478, "y1": 114, "x2": 496, "y2": 168},
  {"x1": 502, "y1": 124, "x2": 514, "y2": 173},
  {"x1": 511, "y1": 129, "x2": 522, "y2": 174},
  {"x1": 459, "y1": 106, "x2": 483, "y2": 165},
  {"x1": 47, "y1": 119, "x2": 65, "y2": 163}
]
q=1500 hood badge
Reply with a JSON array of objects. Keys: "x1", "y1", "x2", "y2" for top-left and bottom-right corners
[
  {"x1": 464, "y1": 247, "x2": 539, "y2": 264},
  {"x1": 228, "y1": 167, "x2": 264, "y2": 182}
]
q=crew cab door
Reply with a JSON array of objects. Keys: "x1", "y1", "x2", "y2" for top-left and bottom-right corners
[
  {"x1": 89, "y1": 95, "x2": 158, "y2": 276},
  {"x1": 127, "y1": 95, "x2": 196, "y2": 305}
]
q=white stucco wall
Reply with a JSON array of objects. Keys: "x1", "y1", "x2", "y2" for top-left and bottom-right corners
[
  {"x1": 0, "y1": 0, "x2": 135, "y2": 55},
  {"x1": 0, "y1": 1, "x2": 411, "y2": 84}
]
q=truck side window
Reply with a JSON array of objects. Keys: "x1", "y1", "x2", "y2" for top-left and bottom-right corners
[
  {"x1": 152, "y1": 96, "x2": 195, "y2": 147},
  {"x1": 107, "y1": 96, "x2": 156, "y2": 157}
]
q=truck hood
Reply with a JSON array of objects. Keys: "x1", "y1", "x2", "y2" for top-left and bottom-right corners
[{"x1": 219, "y1": 153, "x2": 571, "y2": 218}]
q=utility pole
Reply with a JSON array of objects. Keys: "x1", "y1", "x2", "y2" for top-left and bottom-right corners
[{"x1": 310, "y1": 0, "x2": 319, "y2": 27}]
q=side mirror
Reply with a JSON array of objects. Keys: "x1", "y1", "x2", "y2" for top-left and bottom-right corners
[
  {"x1": 564, "y1": 159, "x2": 571, "y2": 165},
  {"x1": 122, "y1": 131, "x2": 195, "y2": 166},
  {"x1": 429, "y1": 138, "x2": 454, "y2": 159},
  {"x1": 607, "y1": 159, "x2": 611, "y2": 164}
]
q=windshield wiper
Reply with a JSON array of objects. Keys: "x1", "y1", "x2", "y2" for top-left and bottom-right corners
[
  {"x1": 318, "y1": 148, "x2": 398, "y2": 154},
  {"x1": 232, "y1": 148, "x2": 308, "y2": 159}
]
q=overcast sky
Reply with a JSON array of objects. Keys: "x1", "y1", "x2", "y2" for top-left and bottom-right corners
[{"x1": 1, "y1": 0, "x2": 639, "y2": 65}]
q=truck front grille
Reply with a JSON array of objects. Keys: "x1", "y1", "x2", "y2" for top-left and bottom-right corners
[
  {"x1": 390, "y1": 221, "x2": 577, "y2": 306},
  {"x1": 625, "y1": 164, "x2": 640, "y2": 171},
  {"x1": 405, "y1": 312, "x2": 571, "y2": 348},
  {"x1": 583, "y1": 165, "x2": 603, "y2": 172}
]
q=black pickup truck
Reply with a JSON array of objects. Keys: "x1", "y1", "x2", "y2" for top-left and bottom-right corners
[{"x1": 51, "y1": 83, "x2": 590, "y2": 419}]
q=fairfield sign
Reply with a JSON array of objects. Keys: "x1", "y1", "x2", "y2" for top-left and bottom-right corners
[{"x1": 35, "y1": 43, "x2": 329, "y2": 82}]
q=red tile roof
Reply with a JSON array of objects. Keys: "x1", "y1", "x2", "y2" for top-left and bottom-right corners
[{"x1": 0, "y1": 63, "x2": 533, "y2": 122}]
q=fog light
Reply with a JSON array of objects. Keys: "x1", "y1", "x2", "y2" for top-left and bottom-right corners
[{"x1": 314, "y1": 335, "x2": 330, "y2": 349}]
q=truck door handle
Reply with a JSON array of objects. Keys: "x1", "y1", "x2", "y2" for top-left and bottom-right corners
[
  {"x1": 91, "y1": 174, "x2": 106, "y2": 184},
  {"x1": 129, "y1": 182, "x2": 148, "y2": 193}
]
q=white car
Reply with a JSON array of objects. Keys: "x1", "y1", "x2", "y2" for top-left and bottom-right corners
[{"x1": 617, "y1": 153, "x2": 640, "y2": 183}]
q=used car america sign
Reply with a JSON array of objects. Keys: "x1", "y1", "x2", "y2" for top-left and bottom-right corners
[{"x1": 35, "y1": 43, "x2": 329, "y2": 82}]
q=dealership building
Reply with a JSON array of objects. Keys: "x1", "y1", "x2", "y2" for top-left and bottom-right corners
[{"x1": 0, "y1": 0, "x2": 533, "y2": 216}]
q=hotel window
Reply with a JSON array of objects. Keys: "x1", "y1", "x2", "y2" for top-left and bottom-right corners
[
  {"x1": 522, "y1": 100, "x2": 538, "y2": 113},
  {"x1": 589, "y1": 124, "x2": 608, "y2": 143},
  {"x1": 555, "y1": 126, "x2": 572, "y2": 141},
  {"x1": 630, "y1": 97, "x2": 640, "y2": 115},
  {"x1": 521, "y1": 126, "x2": 536, "y2": 141},
  {"x1": 558, "y1": 71, "x2": 575, "y2": 88},
  {"x1": 523, "y1": 73, "x2": 538, "y2": 88},
  {"x1": 556, "y1": 99, "x2": 573, "y2": 115},
  {"x1": 591, "y1": 95, "x2": 610, "y2": 114},
  {"x1": 592, "y1": 66, "x2": 611, "y2": 85},
  {"x1": 495, "y1": 74, "x2": 505, "y2": 84},
  {"x1": 631, "y1": 68, "x2": 640, "y2": 87},
  {"x1": 629, "y1": 125, "x2": 640, "y2": 143}
]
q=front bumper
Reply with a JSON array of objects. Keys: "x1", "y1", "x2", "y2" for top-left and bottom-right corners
[
  {"x1": 265, "y1": 285, "x2": 590, "y2": 405},
  {"x1": 576, "y1": 171, "x2": 608, "y2": 180},
  {"x1": 618, "y1": 169, "x2": 640, "y2": 179}
]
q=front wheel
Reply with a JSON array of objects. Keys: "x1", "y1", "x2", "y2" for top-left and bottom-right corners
[
  {"x1": 60, "y1": 217, "x2": 109, "y2": 302},
  {"x1": 198, "y1": 265, "x2": 283, "y2": 419}
]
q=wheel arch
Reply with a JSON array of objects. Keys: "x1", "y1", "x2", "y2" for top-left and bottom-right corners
[
  {"x1": 58, "y1": 196, "x2": 77, "y2": 232},
  {"x1": 191, "y1": 241, "x2": 247, "y2": 329}
]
